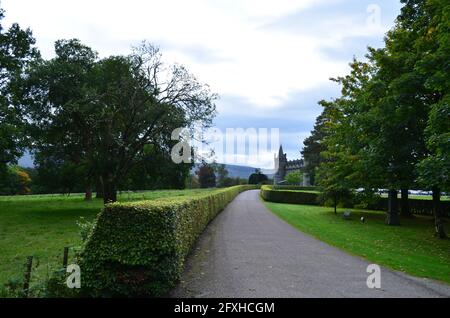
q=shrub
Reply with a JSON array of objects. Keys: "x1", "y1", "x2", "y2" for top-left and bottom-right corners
[
  {"x1": 260, "y1": 185, "x2": 319, "y2": 205},
  {"x1": 262, "y1": 185, "x2": 450, "y2": 217},
  {"x1": 77, "y1": 185, "x2": 258, "y2": 297},
  {"x1": 285, "y1": 171, "x2": 303, "y2": 184},
  {"x1": 272, "y1": 185, "x2": 321, "y2": 191},
  {"x1": 366, "y1": 197, "x2": 450, "y2": 217},
  {"x1": 248, "y1": 171, "x2": 269, "y2": 184}
]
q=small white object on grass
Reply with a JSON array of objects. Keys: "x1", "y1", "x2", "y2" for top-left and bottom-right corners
[{"x1": 361, "y1": 216, "x2": 365, "y2": 223}]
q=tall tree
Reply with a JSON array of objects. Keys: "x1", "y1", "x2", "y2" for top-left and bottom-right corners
[
  {"x1": 317, "y1": 60, "x2": 384, "y2": 215},
  {"x1": 196, "y1": 163, "x2": 216, "y2": 188},
  {"x1": 301, "y1": 107, "x2": 328, "y2": 185},
  {"x1": 23, "y1": 39, "x2": 98, "y2": 199},
  {"x1": 416, "y1": 0, "x2": 450, "y2": 238},
  {"x1": 214, "y1": 163, "x2": 229, "y2": 188},
  {"x1": 24, "y1": 41, "x2": 216, "y2": 203},
  {"x1": 317, "y1": 0, "x2": 443, "y2": 225},
  {"x1": 0, "y1": 7, "x2": 39, "y2": 173}
]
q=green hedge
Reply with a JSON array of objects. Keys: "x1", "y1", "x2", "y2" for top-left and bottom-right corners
[
  {"x1": 260, "y1": 185, "x2": 319, "y2": 205},
  {"x1": 262, "y1": 186, "x2": 450, "y2": 217},
  {"x1": 366, "y1": 197, "x2": 450, "y2": 217},
  {"x1": 271, "y1": 185, "x2": 321, "y2": 191},
  {"x1": 77, "y1": 185, "x2": 259, "y2": 297}
]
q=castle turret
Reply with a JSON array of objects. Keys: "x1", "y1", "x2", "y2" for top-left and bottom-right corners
[
  {"x1": 274, "y1": 145, "x2": 287, "y2": 184},
  {"x1": 274, "y1": 145, "x2": 307, "y2": 185}
]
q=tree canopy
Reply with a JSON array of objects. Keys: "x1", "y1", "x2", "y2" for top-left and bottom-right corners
[
  {"x1": 22, "y1": 40, "x2": 217, "y2": 202},
  {"x1": 312, "y1": 0, "x2": 449, "y2": 236},
  {"x1": 0, "y1": 8, "x2": 39, "y2": 173}
]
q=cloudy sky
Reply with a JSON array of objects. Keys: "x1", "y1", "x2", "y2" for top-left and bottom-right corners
[{"x1": 3, "y1": 0, "x2": 402, "y2": 168}]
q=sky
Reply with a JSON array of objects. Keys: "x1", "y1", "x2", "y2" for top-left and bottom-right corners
[{"x1": 2, "y1": 0, "x2": 403, "y2": 169}]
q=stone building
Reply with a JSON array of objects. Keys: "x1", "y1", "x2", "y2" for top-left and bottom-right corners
[{"x1": 273, "y1": 145, "x2": 310, "y2": 186}]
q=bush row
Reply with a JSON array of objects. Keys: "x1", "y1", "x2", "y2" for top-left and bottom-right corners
[
  {"x1": 77, "y1": 185, "x2": 259, "y2": 297},
  {"x1": 261, "y1": 185, "x2": 450, "y2": 217},
  {"x1": 260, "y1": 185, "x2": 319, "y2": 205},
  {"x1": 272, "y1": 185, "x2": 321, "y2": 191},
  {"x1": 366, "y1": 197, "x2": 450, "y2": 217}
]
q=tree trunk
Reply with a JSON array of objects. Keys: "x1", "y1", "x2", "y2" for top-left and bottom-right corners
[
  {"x1": 334, "y1": 192, "x2": 337, "y2": 214},
  {"x1": 96, "y1": 177, "x2": 104, "y2": 199},
  {"x1": 400, "y1": 188, "x2": 412, "y2": 218},
  {"x1": 102, "y1": 174, "x2": 117, "y2": 204},
  {"x1": 84, "y1": 185, "x2": 93, "y2": 201},
  {"x1": 386, "y1": 189, "x2": 400, "y2": 225},
  {"x1": 432, "y1": 187, "x2": 447, "y2": 239}
]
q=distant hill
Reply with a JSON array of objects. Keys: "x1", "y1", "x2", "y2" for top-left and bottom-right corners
[
  {"x1": 223, "y1": 164, "x2": 258, "y2": 179},
  {"x1": 192, "y1": 163, "x2": 262, "y2": 180}
]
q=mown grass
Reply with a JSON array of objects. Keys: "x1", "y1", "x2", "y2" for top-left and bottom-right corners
[
  {"x1": 0, "y1": 189, "x2": 216, "y2": 292},
  {"x1": 264, "y1": 201, "x2": 450, "y2": 284}
]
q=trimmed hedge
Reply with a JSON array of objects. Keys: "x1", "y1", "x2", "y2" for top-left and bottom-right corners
[
  {"x1": 260, "y1": 185, "x2": 319, "y2": 205},
  {"x1": 77, "y1": 185, "x2": 259, "y2": 297},
  {"x1": 272, "y1": 185, "x2": 321, "y2": 191},
  {"x1": 261, "y1": 185, "x2": 450, "y2": 217},
  {"x1": 367, "y1": 197, "x2": 450, "y2": 217}
]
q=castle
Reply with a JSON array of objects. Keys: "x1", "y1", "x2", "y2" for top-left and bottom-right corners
[{"x1": 274, "y1": 145, "x2": 310, "y2": 186}]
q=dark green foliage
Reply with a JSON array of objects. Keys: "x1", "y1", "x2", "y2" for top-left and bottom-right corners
[
  {"x1": 262, "y1": 186, "x2": 449, "y2": 217},
  {"x1": 122, "y1": 144, "x2": 192, "y2": 191},
  {"x1": 0, "y1": 165, "x2": 31, "y2": 195},
  {"x1": 77, "y1": 185, "x2": 258, "y2": 297},
  {"x1": 214, "y1": 164, "x2": 229, "y2": 188},
  {"x1": 248, "y1": 170, "x2": 269, "y2": 185},
  {"x1": 285, "y1": 171, "x2": 302, "y2": 185},
  {"x1": 365, "y1": 196, "x2": 450, "y2": 217},
  {"x1": 196, "y1": 163, "x2": 216, "y2": 188},
  {"x1": 317, "y1": 189, "x2": 354, "y2": 211},
  {"x1": 32, "y1": 151, "x2": 86, "y2": 195},
  {"x1": 272, "y1": 185, "x2": 321, "y2": 191},
  {"x1": 311, "y1": 0, "x2": 449, "y2": 232},
  {"x1": 23, "y1": 41, "x2": 217, "y2": 203},
  {"x1": 301, "y1": 109, "x2": 328, "y2": 185},
  {"x1": 0, "y1": 7, "x2": 39, "y2": 170},
  {"x1": 260, "y1": 186, "x2": 319, "y2": 205}
]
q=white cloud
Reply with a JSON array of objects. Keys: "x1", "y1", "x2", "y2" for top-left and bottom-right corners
[
  {"x1": 3, "y1": 0, "x2": 400, "y2": 163},
  {"x1": 1, "y1": 0, "x2": 379, "y2": 108}
]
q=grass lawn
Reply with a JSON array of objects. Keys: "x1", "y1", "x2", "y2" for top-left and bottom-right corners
[
  {"x1": 264, "y1": 201, "x2": 450, "y2": 284},
  {"x1": 0, "y1": 189, "x2": 216, "y2": 292}
]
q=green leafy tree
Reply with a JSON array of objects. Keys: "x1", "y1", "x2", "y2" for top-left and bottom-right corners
[
  {"x1": 0, "y1": 165, "x2": 31, "y2": 195},
  {"x1": 248, "y1": 169, "x2": 268, "y2": 185},
  {"x1": 316, "y1": 60, "x2": 380, "y2": 215},
  {"x1": 285, "y1": 171, "x2": 302, "y2": 185},
  {"x1": 214, "y1": 164, "x2": 229, "y2": 188},
  {"x1": 316, "y1": 0, "x2": 449, "y2": 233},
  {"x1": 196, "y1": 163, "x2": 216, "y2": 188},
  {"x1": 32, "y1": 150, "x2": 86, "y2": 195},
  {"x1": 0, "y1": 7, "x2": 39, "y2": 172},
  {"x1": 23, "y1": 39, "x2": 98, "y2": 199},
  {"x1": 415, "y1": 0, "x2": 450, "y2": 238},
  {"x1": 301, "y1": 108, "x2": 328, "y2": 185},
  {"x1": 24, "y1": 41, "x2": 216, "y2": 203},
  {"x1": 122, "y1": 143, "x2": 192, "y2": 191}
]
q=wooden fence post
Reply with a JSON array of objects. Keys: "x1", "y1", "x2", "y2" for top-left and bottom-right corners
[
  {"x1": 63, "y1": 247, "x2": 69, "y2": 268},
  {"x1": 23, "y1": 256, "x2": 33, "y2": 298}
]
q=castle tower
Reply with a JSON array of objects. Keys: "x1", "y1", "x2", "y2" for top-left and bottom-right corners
[{"x1": 274, "y1": 145, "x2": 287, "y2": 184}]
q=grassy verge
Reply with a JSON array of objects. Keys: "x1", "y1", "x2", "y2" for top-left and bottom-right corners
[
  {"x1": 264, "y1": 201, "x2": 450, "y2": 284},
  {"x1": 0, "y1": 189, "x2": 217, "y2": 291}
]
